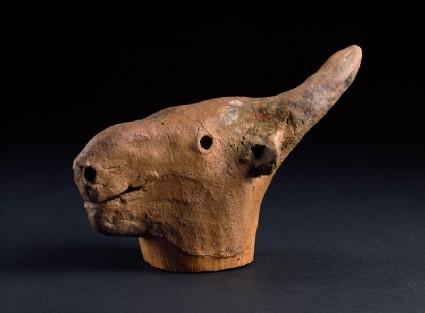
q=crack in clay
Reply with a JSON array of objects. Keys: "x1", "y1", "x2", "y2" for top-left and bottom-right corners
[
  {"x1": 166, "y1": 131, "x2": 176, "y2": 164},
  {"x1": 197, "y1": 120, "x2": 212, "y2": 137},
  {"x1": 95, "y1": 185, "x2": 144, "y2": 204}
]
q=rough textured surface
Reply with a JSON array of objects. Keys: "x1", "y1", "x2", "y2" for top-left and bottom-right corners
[{"x1": 73, "y1": 45, "x2": 362, "y2": 272}]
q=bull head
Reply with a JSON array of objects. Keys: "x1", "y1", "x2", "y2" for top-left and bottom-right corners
[{"x1": 73, "y1": 45, "x2": 362, "y2": 272}]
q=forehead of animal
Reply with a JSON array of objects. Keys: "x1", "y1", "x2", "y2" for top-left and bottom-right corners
[
  {"x1": 146, "y1": 97, "x2": 256, "y2": 132},
  {"x1": 88, "y1": 96, "x2": 258, "y2": 149}
]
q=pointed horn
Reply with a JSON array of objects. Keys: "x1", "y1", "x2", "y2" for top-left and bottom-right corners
[{"x1": 261, "y1": 45, "x2": 362, "y2": 149}]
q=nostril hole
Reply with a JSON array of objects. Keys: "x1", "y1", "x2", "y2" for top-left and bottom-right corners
[{"x1": 84, "y1": 166, "x2": 97, "y2": 184}]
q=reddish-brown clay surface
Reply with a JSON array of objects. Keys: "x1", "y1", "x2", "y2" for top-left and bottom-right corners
[{"x1": 74, "y1": 45, "x2": 362, "y2": 272}]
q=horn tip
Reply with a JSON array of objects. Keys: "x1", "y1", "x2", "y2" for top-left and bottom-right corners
[{"x1": 338, "y1": 45, "x2": 362, "y2": 69}]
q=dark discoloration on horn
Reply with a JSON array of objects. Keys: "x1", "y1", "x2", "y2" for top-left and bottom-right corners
[
  {"x1": 73, "y1": 45, "x2": 362, "y2": 272},
  {"x1": 257, "y1": 45, "x2": 362, "y2": 163}
]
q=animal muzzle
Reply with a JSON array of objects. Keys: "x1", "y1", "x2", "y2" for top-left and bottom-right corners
[{"x1": 73, "y1": 156, "x2": 129, "y2": 204}]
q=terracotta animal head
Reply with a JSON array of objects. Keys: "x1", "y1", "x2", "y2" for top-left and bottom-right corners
[{"x1": 73, "y1": 45, "x2": 362, "y2": 272}]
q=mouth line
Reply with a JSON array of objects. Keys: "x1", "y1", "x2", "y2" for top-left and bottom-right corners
[{"x1": 86, "y1": 185, "x2": 143, "y2": 205}]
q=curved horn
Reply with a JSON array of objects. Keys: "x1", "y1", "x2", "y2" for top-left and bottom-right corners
[{"x1": 259, "y1": 45, "x2": 362, "y2": 155}]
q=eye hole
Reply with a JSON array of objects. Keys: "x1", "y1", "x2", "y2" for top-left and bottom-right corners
[{"x1": 200, "y1": 135, "x2": 213, "y2": 150}]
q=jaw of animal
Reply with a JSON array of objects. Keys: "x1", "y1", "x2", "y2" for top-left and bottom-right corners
[{"x1": 73, "y1": 45, "x2": 362, "y2": 272}]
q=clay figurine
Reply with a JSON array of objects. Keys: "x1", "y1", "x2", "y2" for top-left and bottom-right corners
[{"x1": 73, "y1": 45, "x2": 362, "y2": 272}]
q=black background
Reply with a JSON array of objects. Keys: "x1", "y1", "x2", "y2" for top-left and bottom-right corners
[{"x1": 1, "y1": 6, "x2": 424, "y2": 313}]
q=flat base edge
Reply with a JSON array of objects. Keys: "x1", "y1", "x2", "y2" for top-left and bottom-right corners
[{"x1": 139, "y1": 237, "x2": 254, "y2": 272}]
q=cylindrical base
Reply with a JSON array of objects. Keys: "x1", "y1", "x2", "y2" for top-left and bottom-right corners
[{"x1": 139, "y1": 237, "x2": 254, "y2": 272}]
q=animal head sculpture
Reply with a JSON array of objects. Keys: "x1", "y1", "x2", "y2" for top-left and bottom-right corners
[{"x1": 74, "y1": 45, "x2": 362, "y2": 272}]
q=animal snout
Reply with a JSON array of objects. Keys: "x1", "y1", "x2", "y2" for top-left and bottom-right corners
[
  {"x1": 74, "y1": 160, "x2": 129, "y2": 204},
  {"x1": 74, "y1": 164, "x2": 105, "y2": 203}
]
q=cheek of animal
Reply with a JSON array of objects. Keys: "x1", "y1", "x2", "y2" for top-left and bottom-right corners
[{"x1": 73, "y1": 45, "x2": 362, "y2": 272}]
